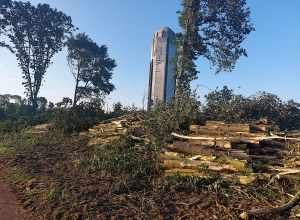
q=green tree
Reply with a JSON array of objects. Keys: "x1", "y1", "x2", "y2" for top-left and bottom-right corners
[
  {"x1": 203, "y1": 86, "x2": 236, "y2": 121},
  {"x1": 0, "y1": 1, "x2": 74, "y2": 112},
  {"x1": 36, "y1": 96, "x2": 47, "y2": 111},
  {"x1": 66, "y1": 33, "x2": 116, "y2": 107},
  {"x1": 173, "y1": 0, "x2": 254, "y2": 94}
]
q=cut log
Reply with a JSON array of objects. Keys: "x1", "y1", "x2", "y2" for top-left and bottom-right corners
[
  {"x1": 260, "y1": 139, "x2": 285, "y2": 148},
  {"x1": 205, "y1": 121, "x2": 250, "y2": 132},
  {"x1": 169, "y1": 141, "x2": 219, "y2": 156},
  {"x1": 171, "y1": 132, "x2": 272, "y2": 142},
  {"x1": 248, "y1": 147, "x2": 279, "y2": 155},
  {"x1": 276, "y1": 169, "x2": 300, "y2": 179},
  {"x1": 188, "y1": 139, "x2": 232, "y2": 148},
  {"x1": 251, "y1": 125, "x2": 270, "y2": 135},
  {"x1": 187, "y1": 139, "x2": 216, "y2": 146},
  {"x1": 240, "y1": 190, "x2": 300, "y2": 219},
  {"x1": 223, "y1": 158, "x2": 253, "y2": 173},
  {"x1": 158, "y1": 154, "x2": 180, "y2": 163},
  {"x1": 165, "y1": 169, "x2": 208, "y2": 177},
  {"x1": 249, "y1": 155, "x2": 278, "y2": 160},
  {"x1": 163, "y1": 159, "x2": 216, "y2": 170},
  {"x1": 229, "y1": 151, "x2": 251, "y2": 161},
  {"x1": 164, "y1": 151, "x2": 181, "y2": 157},
  {"x1": 232, "y1": 143, "x2": 248, "y2": 149},
  {"x1": 163, "y1": 159, "x2": 239, "y2": 172}
]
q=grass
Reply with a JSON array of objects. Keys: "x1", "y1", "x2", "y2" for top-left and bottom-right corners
[{"x1": 0, "y1": 127, "x2": 300, "y2": 219}]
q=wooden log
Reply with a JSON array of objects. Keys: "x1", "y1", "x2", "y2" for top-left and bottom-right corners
[
  {"x1": 205, "y1": 121, "x2": 250, "y2": 132},
  {"x1": 276, "y1": 169, "x2": 300, "y2": 179},
  {"x1": 251, "y1": 125, "x2": 270, "y2": 135},
  {"x1": 248, "y1": 147, "x2": 278, "y2": 155},
  {"x1": 169, "y1": 141, "x2": 219, "y2": 156},
  {"x1": 190, "y1": 130, "x2": 262, "y2": 138},
  {"x1": 260, "y1": 139, "x2": 285, "y2": 148},
  {"x1": 164, "y1": 151, "x2": 181, "y2": 157},
  {"x1": 249, "y1": 155, "x2": 278, "y2": 160},
  {"x1": 165, "y1": 169, "x2": 208, "y2": 177},
  {"x1": 158, "y1": 154, "x2": 179, "y2": 163},
  {"x1": 232, "y1": 143, "x2": 248, "y2": 149},
  {"x1": 240, "y1": 190, "x2": 300, "y2": 219},
  {"x1": 163, "y1": 159, "x2": 216, "y2": 170},
  {"x1": 229, "y1": 151, "x2": 251, "y2": 161},
  {"x1": 171, "y1": 132, "x2": 271, "y2": 142},
  {"x1": 216, "y1": 140, "x2": 232, "y2": 148},
  {"x1": 223, "y1": 158, "x2": 253, "y2": 173},
  {"x1": 187, "y1": 139, "x2": 216, "y2": 146},
  {"x1": 188, "y1": 139, "x2": 232, "y2": 148},
  {"x1": 163, "y1": 159, "x2": 239, "y2": 172},
  {"x1": 189, "y1": 124, "x2": 200, "y2": 133}
]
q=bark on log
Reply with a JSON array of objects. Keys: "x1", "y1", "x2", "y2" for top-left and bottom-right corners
[
  {"x1": 205, "y1": 121, "x2": 250, "y2": 132},
  {"x1": 229, "y1": 151, "x2": 251, "y2": 161},
  {"x1": 165, "y1": 169, "x2": 208, "y2": 177},
  {"x1": 249, "y1": 155, "x2": 278, "y2": 160},
  {"x1": 187, "y1": 139, "x2": 232, "y2": 148},
  {"x1": 240, "y1": 190, "x2": 300, "y2": 219},
  {"x1": 187, "y1": 139, "x2": 216, "y2": 146},
  {"x1": 163, "y1": 159, "x2": 239, "y2": 172},
  {"x1": 260, "y1": 139, "x2": 285, "y2": 148},
  {"x1": 169, "y1": 141, "x2": 220, "y2": 156},
  {"x1": 171, "y1": 132, "x2": 271, "y2": 142},
  {"x1": 163, "y1": 159, "x2": 217, "y2": 170}
]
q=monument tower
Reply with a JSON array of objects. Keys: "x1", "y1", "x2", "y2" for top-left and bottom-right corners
[{"x1": 147, "y1": 27, "x2": 176, "y2": 111}]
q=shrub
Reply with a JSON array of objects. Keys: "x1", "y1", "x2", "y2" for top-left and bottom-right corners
[
  {"x1": 51, "y1": 104, "x2": 105, "y2": 134},
  {"x1": 145, "y1": 91, "x2": 201, "y2": 148}
]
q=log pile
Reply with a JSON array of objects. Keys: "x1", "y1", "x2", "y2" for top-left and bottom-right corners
[
  {"x1": 161, "y1": 120, "x2": 300, "y2": 184},
  {"x1": 80, "y1": 114, "x2": 142, "y2": 147}
]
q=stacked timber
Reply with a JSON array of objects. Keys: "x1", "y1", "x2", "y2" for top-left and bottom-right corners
[
  {"x1": 80, "y1": 114, "x2": 143, "y2": 147},
  {"x1": 161, "y1": 120, "x2": 300, "y2": 184}
]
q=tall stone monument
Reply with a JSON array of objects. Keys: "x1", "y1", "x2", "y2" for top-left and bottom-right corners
[{"x1": 147, "y1": 27, "x2": 176, "y2": 111}]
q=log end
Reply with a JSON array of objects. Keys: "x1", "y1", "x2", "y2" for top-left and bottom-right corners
[{"x1": 240, "y1": 211, "x2": 248, "y2": 219}]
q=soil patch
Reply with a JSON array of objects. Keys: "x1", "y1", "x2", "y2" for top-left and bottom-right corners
[{"x1": 0, "y1": 167, "x2": 31, "y2": 220}]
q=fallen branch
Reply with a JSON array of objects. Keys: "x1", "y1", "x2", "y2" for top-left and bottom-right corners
[{"x1": 240, "y1": 190, "x2": 300, "y2": 219}]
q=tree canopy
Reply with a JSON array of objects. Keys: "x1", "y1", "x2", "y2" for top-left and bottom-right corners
[
  {"x1": 173, "y1": 0, "x2": 255, "y2": 93},
  {"x1": 66, "y1": 33, "x2": 116, "y2": 107},
  {"x1": 0, "y1": 1, "x2": 75, "y2": 112}
]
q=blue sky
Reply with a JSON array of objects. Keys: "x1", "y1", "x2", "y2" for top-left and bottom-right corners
[{"x1": 0, "y1": 0, "x2": 299, "y2": 109}]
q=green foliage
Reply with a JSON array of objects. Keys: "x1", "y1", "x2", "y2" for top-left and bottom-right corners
[
  {"x1": 66, "y1": 33, "x2": 116, "y2": 107},
  {"x1": 155, "y1": 173, "x2": 222, "y2": 194},
  {"x1": 173, "y1": 0, "x2": 254, "y2": 93},
  {"x1": 0, "y1": 94, "x2": 31, "y2": 121},
  {"x1": 0, "y1": 94, "x2": 53, "y2": 133},
  {"x1": 51, "y1": 99, "x2": 105, "y2": 134},
  {"x1": 1, "y1": 1, "x2": 75, "y2": 112},
  {"x1": 203, "y1": 87, "x2": 300, "y2": 131},
  {"x1": 107, "y1": 101, "x2": 138, "y2": 118},
  {"x1": 145, "y1": 91, "x2": 201, "y2": 148},
  {"x1": 86, "y1": 135, "x2": 159, "y2": 182}
]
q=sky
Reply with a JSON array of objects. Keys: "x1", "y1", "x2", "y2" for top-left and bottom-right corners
[{"x1": 0, "y1": 0, "x2": 299, "y2": 110}]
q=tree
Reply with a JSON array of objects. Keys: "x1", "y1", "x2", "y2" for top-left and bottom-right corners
[
  {"x1": 173, "y1": 0, "x2": 254, "y2": 94},
  {"x1": 66, "y1": 33, "x2": 116, "y2": 107},
  {"x1": 0, "y1": 1, "x2": 74, "y2": 112}
]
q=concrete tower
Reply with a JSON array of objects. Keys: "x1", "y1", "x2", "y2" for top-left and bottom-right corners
[{"x1": 147, "y1": 27, "x2": 176, "y2": 111}]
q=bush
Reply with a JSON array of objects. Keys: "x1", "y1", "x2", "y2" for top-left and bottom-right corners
[
  {"x1": 203, "y1": 87, "x2": 300, "y2": 131},
  {"x1": 145, "y1": 91, "x2": 201, "y2": 148},
  {"x1": 51, "y1": 104, "x2": 105, "y2": 134}
]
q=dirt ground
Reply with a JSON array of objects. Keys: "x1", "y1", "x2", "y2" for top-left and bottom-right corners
[
  {"x1": 0, "y1": 131, "x2": 299, "y2": 219},
  {"x1": 0, "y1": 167, "x2": 31, "y2": 220}
]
